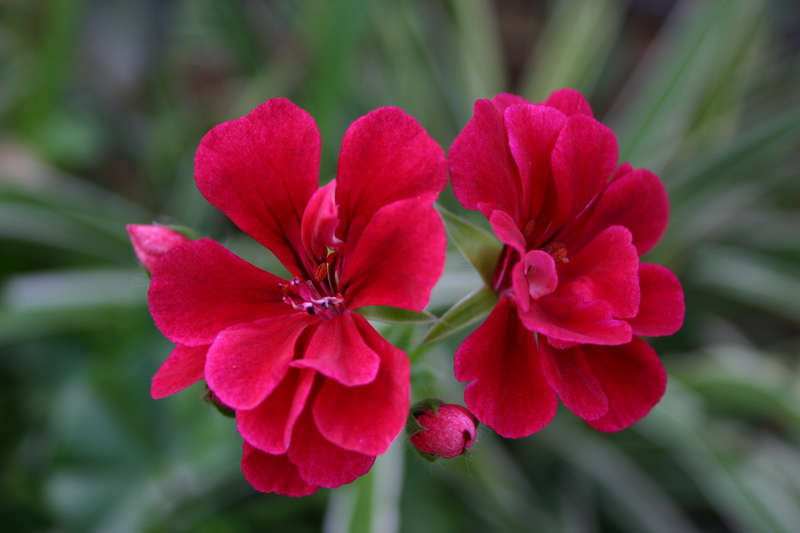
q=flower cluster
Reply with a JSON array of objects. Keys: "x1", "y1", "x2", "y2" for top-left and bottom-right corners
[{"x1": 130, "y1": 89, "x2": 683, "y2": 496}]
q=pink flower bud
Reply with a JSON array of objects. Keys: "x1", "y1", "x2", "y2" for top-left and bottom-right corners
[
  {"x1": 409, "y1": 403, "x2": 478, "y2": 459},
  {"x1": 127, "y1": 224, "x2": 190, "y2": 273}
]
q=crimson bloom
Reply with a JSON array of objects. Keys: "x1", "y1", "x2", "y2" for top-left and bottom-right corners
[
  {"x1": 145, "y1": 99, "x2": 447, "y2": 495},
  {"x1": 448, "y1": 89, "x2": 684, "y2": 438}
]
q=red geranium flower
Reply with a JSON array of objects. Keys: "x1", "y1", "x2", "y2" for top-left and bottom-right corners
[
  {"x1": 448, "y1": 89, "x2": 684, "y2": 438},
  {"x1": 145, "y1": 99, "x2": 447, "y2": 495}
]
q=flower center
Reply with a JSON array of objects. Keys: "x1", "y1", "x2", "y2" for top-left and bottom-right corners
[
  {"x1": 542, "y1": 241, "x2": 569, "y2": 263},
  {"x1": 280, "y1": 251, "x2": 344, "y2": 319}
]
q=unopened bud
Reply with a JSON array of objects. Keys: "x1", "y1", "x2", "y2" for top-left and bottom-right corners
[
  {"x1": 127, "y1": 224, "x2": 191, "y2": 273},
  {"x1": 408, "y1": 400, "x2": 478, "y2": 461}
]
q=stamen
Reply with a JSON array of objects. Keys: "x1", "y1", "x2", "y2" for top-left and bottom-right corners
[
  {"x1": 543, "y1": 242, "x2": 569, "y2": 263},
  {"x1": 315, "y1": 262, "x2": 328, "y2": 282}
]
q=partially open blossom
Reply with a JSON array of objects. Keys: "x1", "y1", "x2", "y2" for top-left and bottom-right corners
[
  {"x1": 409, "y1": 401, "x2": 478, "y2": 460},
  {"x1": 449, "y1": 88, "x2": 684, "y2": 438},
  {"x1": 143, "y1": 99, "x2": 447, "y2": 495},
  {"x1": 127, "y1": 224, "x2": 190, "y2": 273}
]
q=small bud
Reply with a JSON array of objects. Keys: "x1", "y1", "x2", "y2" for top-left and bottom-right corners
[
  {"x1": 127, "y1": 224, "x2": 191, "y2": 273},
  {"x1": 408, "y1": 400, "x2": 478, "y2": 460}
]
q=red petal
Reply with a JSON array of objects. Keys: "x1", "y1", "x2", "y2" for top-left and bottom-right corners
[
  {"x1": 540, "y1": 340, "x2": 608, "y2": 420},
  {"x1": 148, "y1": 239, "x2": 287, "y2": 346},
  {"x1": 489, "y1": 206, "x2": 526, "y2": 255},
  {"x1": 449, "y1": 99, "x2": 522, "y2": 220},
  {"x1": 300, "y1": 181, "x2": 339, "y2": 264},
  {"x1": 550, "y1": 114, "x2": 618, "y2": 232},
  {"x1": 559, "y1": 225, "x2": 640, "y2": 319},
  {"x1": 490, "y1": 93, "x2": 530, "y2": 112},
  {"x1": 241, "y1": 441, "x2": 318, "y2": 496},
  {"x1": 523, "y1": 250, "x2": 559, "y2": 300},
  {"x1": 288, "y1": 405, "x2": 375, "y2": 488},
  {"x1": 341, "y1": 199, "x2": 445, "y2": 312},
  {"x1": 543, "y1": 88, "x2": 594, "y2": 117},
  {"x1": 151, "y1": 343, "x2": 209, "y2": 399},
  {"x1": 519, "y1": 290, "x2": 632, "y2": 345},
  {"x1": 195, "y1": 98, "x2": 319, "y2": 276},
  {"x1": 291, "y1": 313, "x2": 380, "y2": 386},
  {"x1": 455, "y1": 296, "x2": 557, "y2": 438},
  {"x1": 583, "y1": 338, "x2": 667, "y2": 432},
  {"x1": 205, "y1": 313, "x2": 316, "y2": 410},
  {"x1": 127, "y1": 224, "x2": 190, "y2": 273},
  {"x1": 312, "y1": 314, "x2": 409, "y2": 455},
  {"x1": 570, "y1": 168, "x2": 669, "y2": 255},
  {"x1": 335, "y1": 107, "x2": 446, "y2": 245},
  {"x1": 237, "y1": 368, "x2": 316, "y2": 455},
  {"x1": 503, "y1": 103, "x2": 566, "y2": 227},
  {"x1": 629, "y1": 263, "x2": 685, "y2": 337}
]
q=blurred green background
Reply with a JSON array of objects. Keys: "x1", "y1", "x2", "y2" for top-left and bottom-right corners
[{"x1": 1, "y1": 0, "x2": 799, "y2": 531}]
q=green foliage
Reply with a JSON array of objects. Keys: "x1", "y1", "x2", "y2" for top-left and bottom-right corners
[{"x1": 1, "y1": 0, "x2": 799, "y2": 531}]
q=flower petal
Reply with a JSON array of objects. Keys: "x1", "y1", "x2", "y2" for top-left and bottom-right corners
[
  {"x1": 291, "y1": 312, "x2": 380, "y2": 387},
  {"x1": 570, "y1": 168, "x2": 669, "y2": 255},
  {"x1": 341, "y1": 199, "x2": 445, "y2": 312},
  {"x1": 490, "y1": 93, "x2": 530, "y2": 112},
  {"x1": 503, "y1": 103, "x2": 566, "y2": 229},
  {"x1": 449, "y1": 99, "x2": 522, "y2": 220},
  {"x1": 205, "y1": 313, "x2": 317, "y2": 410},
  {"x1": 559, "y1": 225, "x2": 640, "y2": 319},
  {"x1": 335, "y1": 107, "x2": 446, "y2": 245},
  {"x1": 288, "y1": 404, "x2": 375, "y2": 488},
  {"x1": 540, "y1": 341, "x2": 608, "y2": 420},
  {"x1": 511, "y1": 250, "x2": 558, "y2": 313},
  {"x1": 195, "y1": 98, "x2": 319, "y2": 276},
  {"x1": 543, "y1": 88, "x2": 594, "y2": 117},
  {"x1": 550, "y1": 114, "x2": 618, "y2": 232},
  {"x1": 301, "y1": 181, "x2": 339, "y2": 264},
  {"x1": 583, "y1": 338, "x2": 667, "y2": 432},
  {"x1": 455, "y1": 296, "x2": 557, "y2": 438},
  {"x1": 312, "y1": 314, "x2": 409, "y2": 455},
  {"x1": 151, "y1": 344, "x2": 209, "y2": 399},
  {"x1": 519, "y1": 291, "x2": 632, "y2": 345},
  {"x1": 149, "y1": 239, "x2": 287, "y2": 346},
  {"x1": 629, "y1": 263, "x2": 685, "y2": 337},
  {"x1": 488, "y1": 209, "x2": 526, "y2": 255},
  {"x1": 241, "y1": 441, "x2": 318, "y2": 497},
  {"x1": 237, "y1": 368, "x2": 316, "y2": 455}
]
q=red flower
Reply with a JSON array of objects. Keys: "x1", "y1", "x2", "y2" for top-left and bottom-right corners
[
  {"x1": 146, "y1": 99, "x2": 447, "y2": 495},
  {"x1": 448, "y1": 89, "x2": 684, "y2": 438}
]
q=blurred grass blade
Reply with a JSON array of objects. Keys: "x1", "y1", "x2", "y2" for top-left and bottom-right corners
[
  {"x1": 693, "y1": 246, "x2": 800, "y2": 326},
  {"x1": 520, "y1": 0, "x2": 624, "y2": 102},
  {"x1": 448, "y1": 0, "x2": 505, "y2": 101},
  {"x1": 422, "y1": 285, "x2": 497, "y2": 344},
  {"x1": 608, "y1": 0, "x2": 766, "y2": 169}
]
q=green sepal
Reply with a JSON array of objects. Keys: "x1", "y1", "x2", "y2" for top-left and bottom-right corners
[
  {"x1": 203, "y1": 386, "x2": 236, "y2": 418},
  {"x1": 437, "y1": 205, "x2": 502, "y2": 285},
  {"x1": 422, "y1": 285, "x2": 498, "y2": 345},
  {"x1": 356, "y1": 306, "x2": 438, "y2": 324}
]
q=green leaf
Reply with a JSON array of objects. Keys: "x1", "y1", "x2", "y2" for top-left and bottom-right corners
[
  {"x1": 438, "y1": 205, "x2": 502, "y2": 285},
  {"x1": 356, "y1": 306, "x2": 437, "y2": 324},
  {"x1": 422, "y1": 285, "x2": 498, "y2": 345}
]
